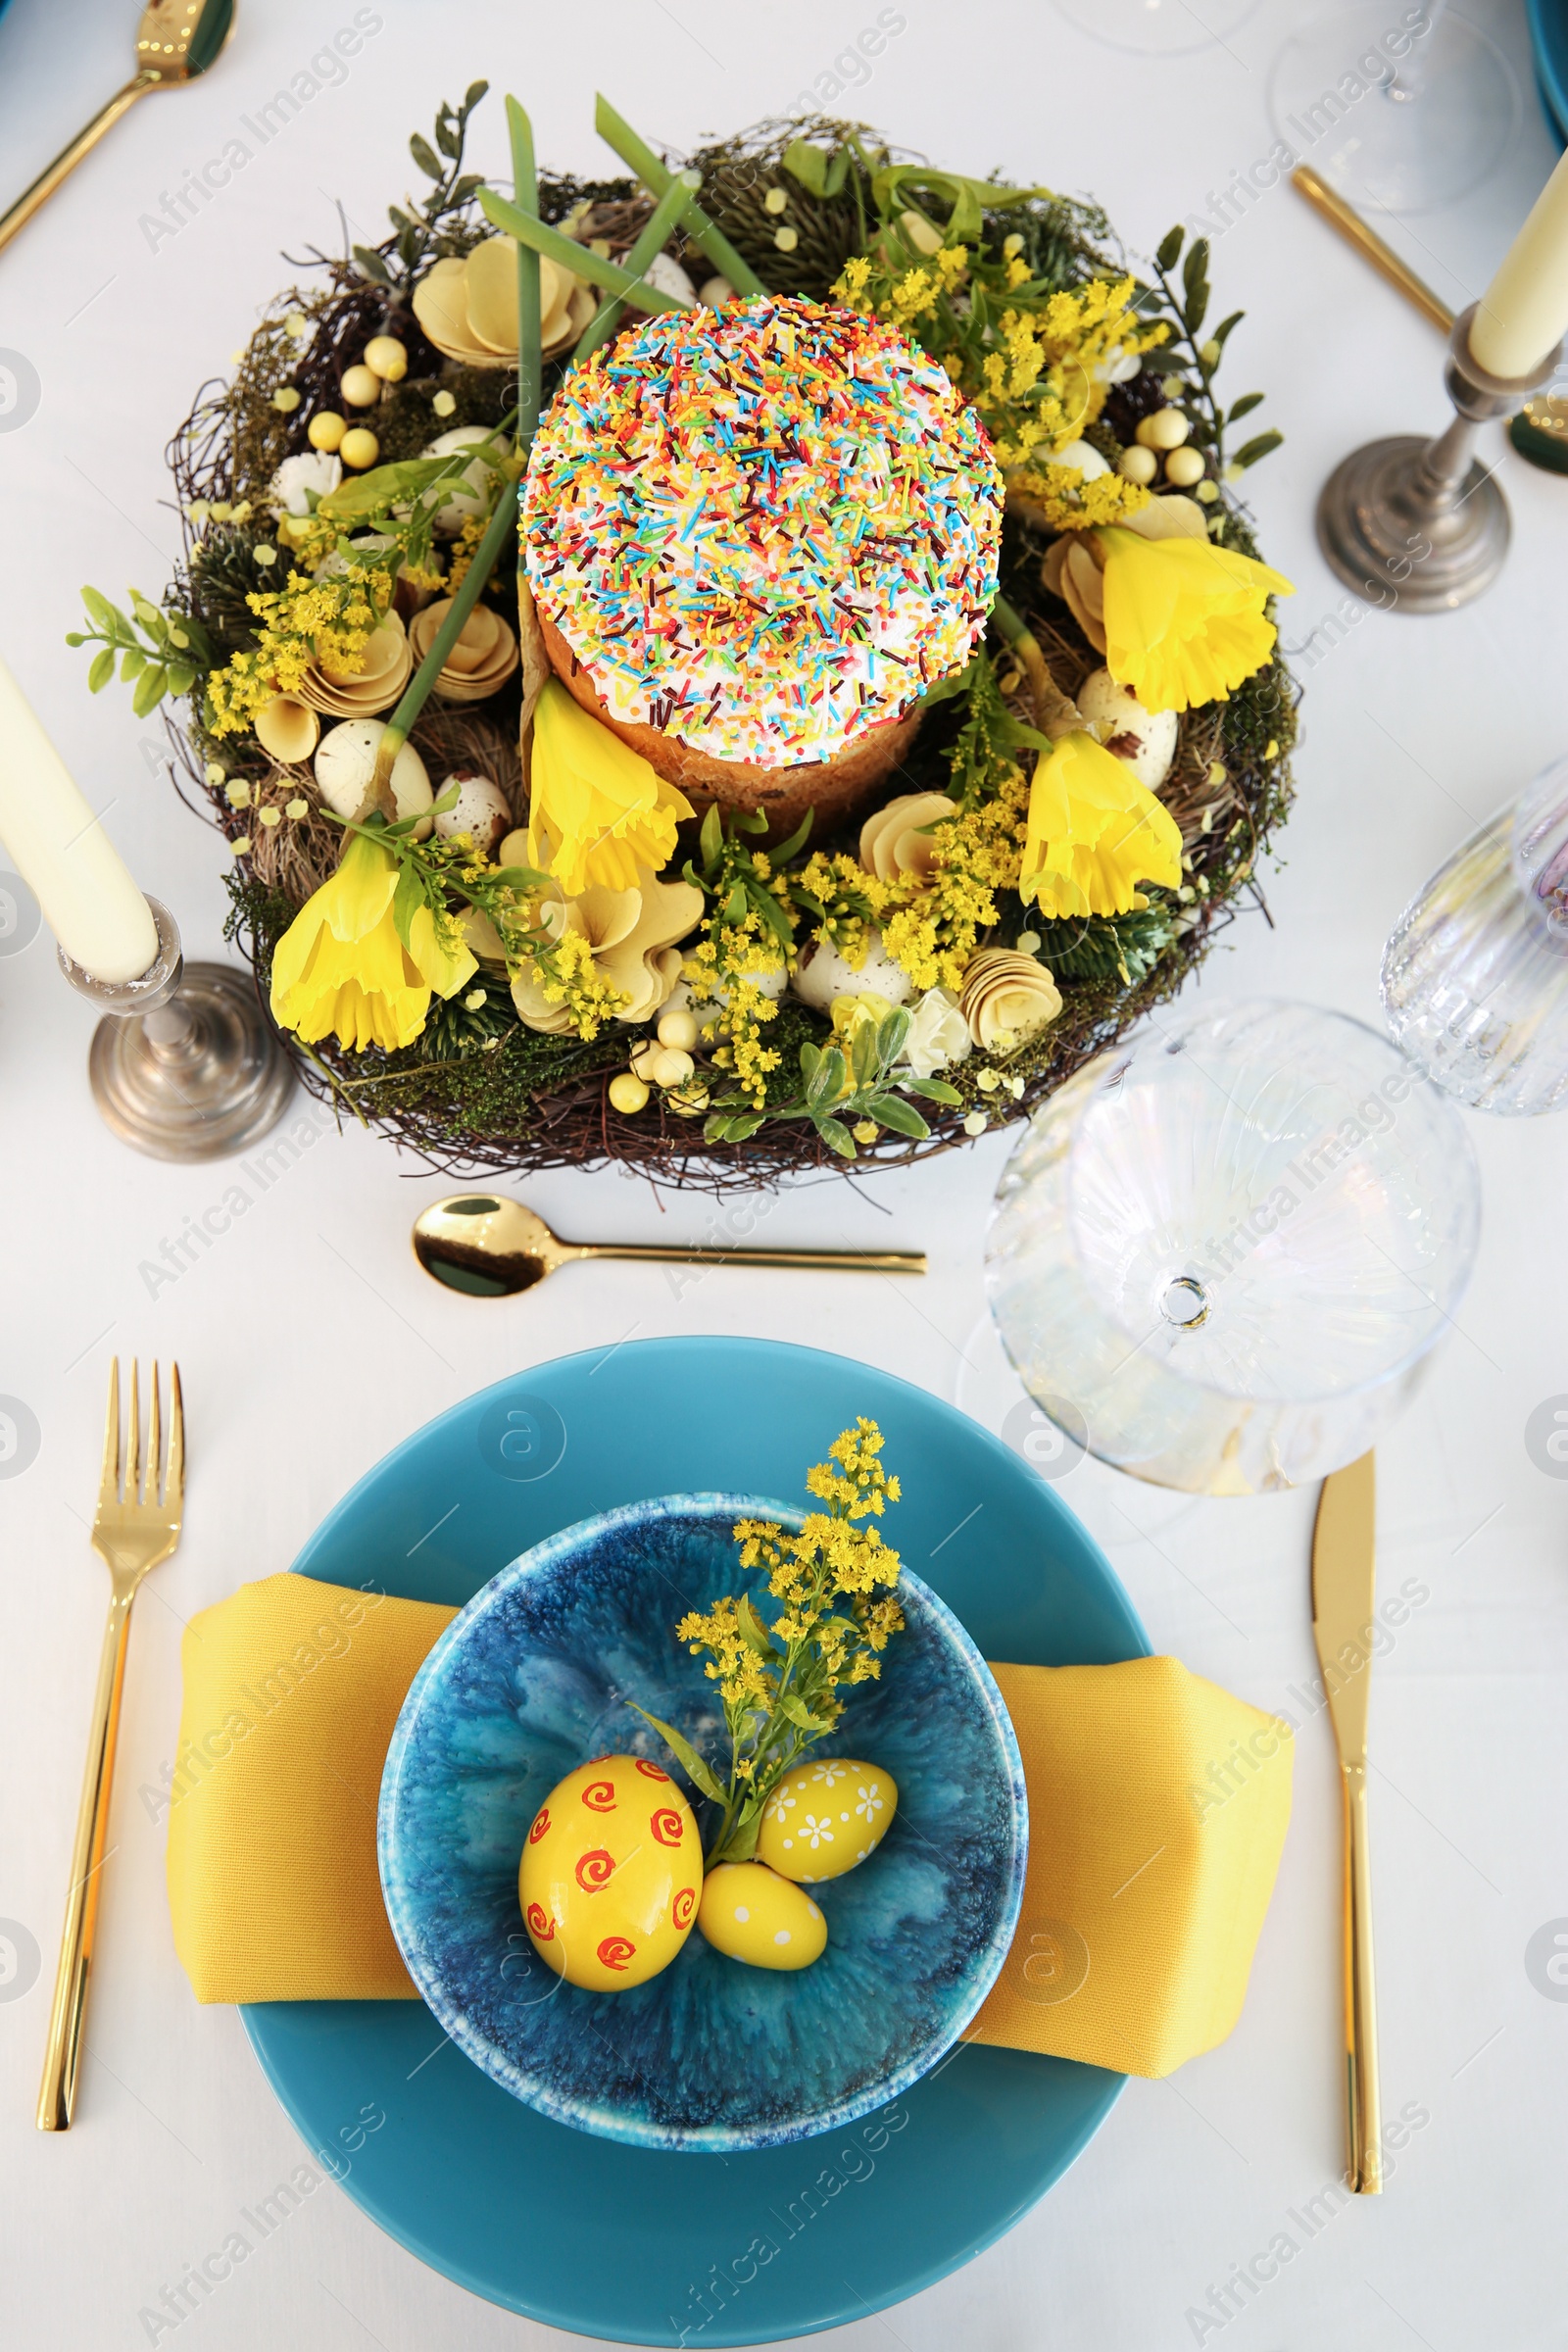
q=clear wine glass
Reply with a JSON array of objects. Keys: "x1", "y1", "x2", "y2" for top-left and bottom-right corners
[
  {"x1": 1051, "y1": 0, "x2": 1257, "y2": 59},
  {"x1": 1382, "y1": 756, "x2": 1568, "y2": 1114},
  {"x1": 985, "y1": 999, "x2": 1481, "y2": 1495},
  {"x1": 1267, "y1": 0, "x2": 1520, "y2": 217}
]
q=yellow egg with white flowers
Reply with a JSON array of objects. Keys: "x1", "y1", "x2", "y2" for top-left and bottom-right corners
[
  {"x1": 697, "y1": 1863, "x2": 826, "y2": 1971},
  {"x1": 519, "y1": 1754, "x2": 702, "y2": 1991},
  {"x1": 755, "y1": 1758, "x2": 898, "y2": 1883}
]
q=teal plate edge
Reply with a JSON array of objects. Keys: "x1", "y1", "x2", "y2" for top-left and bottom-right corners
[{"x1": 240, "y1": 1336, "x2": 1151, "y2": 2346}]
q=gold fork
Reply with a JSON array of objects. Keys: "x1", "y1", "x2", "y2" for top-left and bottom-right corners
[{"x1": 36, "y1": 1360, "x2": 183, "y2": 2132}]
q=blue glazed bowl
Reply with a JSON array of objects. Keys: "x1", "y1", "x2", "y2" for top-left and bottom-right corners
[{"x1": 378, "y1": 1493, "x2": 1028, "y2": 2152}]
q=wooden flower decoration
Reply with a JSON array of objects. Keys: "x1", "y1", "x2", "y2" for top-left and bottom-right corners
[{"x1": 412, "y1": 238, "x2": 595, "y2": 369}]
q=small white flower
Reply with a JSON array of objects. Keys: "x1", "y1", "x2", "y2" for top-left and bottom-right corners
[
  {"x1": 809, "y1": 1760, "x2": 850, "y2": 1787},
  {"x1": 855, "y1": 1783, "x2": 886, "y2": 1825},
  {"x1": 899, "y1": 985, "x2": 971, "y2": 1081},
  {"x1": 799, "y1": 1813, "x2": 836, "y2": 1851},
  {"x1": 268, "y1": 449, "x2": 342, "y2": 518}
]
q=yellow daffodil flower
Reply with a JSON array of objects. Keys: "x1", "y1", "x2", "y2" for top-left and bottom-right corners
[
  {"x1": 270, "y1": 828, "x2": 476, "y2": 1052},
  {"x1": 1019, "y1": 729, "x2": 1183, "y2": 920},
  {"x1": 526, "y1": 680, "x2": 694, "y2": 898},
  {"x1": 1095, "y1": 524, "x2": 1294, "y2": 714}
]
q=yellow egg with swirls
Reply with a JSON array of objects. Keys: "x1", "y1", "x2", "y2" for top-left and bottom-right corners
[
  {"x1": 697, "y1": 1863, "x2": 827, "y2": 1971},
  {"x1": 755, "y1": 1758, "x2": 898, "y2": 1883},
  {"x1": 518, "y1": 1754, "x2": 702, "y2": 1991}
]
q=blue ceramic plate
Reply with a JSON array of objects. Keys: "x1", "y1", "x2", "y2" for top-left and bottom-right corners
[
  {"x1": 378, "y1": 1494, "x2": 1028, "y2": 2151},
  {"x1": 243, "y1": 1339, "x2": 1149, "y2": 2345},
  {"x1": 1529, "y1": 0, "x2": 1568, "y2": 145}
]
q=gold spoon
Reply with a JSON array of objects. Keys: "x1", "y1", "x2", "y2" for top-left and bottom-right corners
[
  {"x1": 412, "y1": 1194, "x2": 926, "y2": 1298},
  {"x1": 0, "y1": 0, "x2": 237, "y2": 259}
]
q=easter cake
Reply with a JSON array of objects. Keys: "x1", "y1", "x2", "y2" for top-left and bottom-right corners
[{"x1": 521, "y1": 295, "x2": 1004, "y2": 836}]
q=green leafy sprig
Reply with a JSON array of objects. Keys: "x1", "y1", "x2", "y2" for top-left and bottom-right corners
[
  {"x1": 636, "y1": 1418, "x2": 906, "y2": 1867},
  {"x1": 68, "y1": 589, "x2": 216, "y2": 718},
  {"x1": 354, "y1": 82, "x2": 491, "y2": 290},
  {"x1": 1142, "y1": 225, "x2": 1283, "y2": 491},
  {"x1": 720, "y1": 1004, "x2": 959, "y2": 1160}
]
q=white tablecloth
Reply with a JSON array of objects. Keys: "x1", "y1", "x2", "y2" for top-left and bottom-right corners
[{"x1": 3, "y1": 0, "x2": 1566, "y2": 2342}]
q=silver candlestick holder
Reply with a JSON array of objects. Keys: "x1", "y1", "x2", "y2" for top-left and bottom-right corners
[
  {"x1": 58, "y1": 897, "x2": 294, "y2": 1161},
  {"x1": 1317, "y1": 303, "x2": 1562, "y2": 613}
]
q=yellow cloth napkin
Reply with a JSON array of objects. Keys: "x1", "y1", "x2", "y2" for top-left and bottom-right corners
[{"x1": 166, "y1": 1577, "x2": 1292, "y2": 2075}]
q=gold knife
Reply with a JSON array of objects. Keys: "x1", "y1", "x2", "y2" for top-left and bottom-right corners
[
  {"x1": 1312, "y1": 1449, "x2": 1381, "y2": 2193},
  {"x1": 1290, "y1": 165, "x2": 1453, "y2": 334}
]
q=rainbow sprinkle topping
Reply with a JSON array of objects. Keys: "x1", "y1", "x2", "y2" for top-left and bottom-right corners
[{"x1": 521, "y1": 296, "x2": 1003, "y2": 767}]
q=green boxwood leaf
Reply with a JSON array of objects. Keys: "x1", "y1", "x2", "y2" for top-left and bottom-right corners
[
  {"x1": 806, "y1": 1046, "x2": 846, "y2": 1108},
  {"x1": 130, "y1": 663, "x2": 167, "y2": 717},
  {"x1": 815, "y1": 1113, "x2": 856, "y2": 1158},
  {"x1": 1234, "y1": 428, "x2": 1284, "y2": 469},
  {"x1": 875, "y1": 1006, "x2": 911, "y2": 1065},
  {"x1": 866, "y1": 1094, "x2": 929, "y2": 1141},
  {"x1": 165, "y1": 662, "x2": 196, "y2": 698},
  {"x1": 699, "y1": 804, "x2": 723, "y2": 865},
  {"x1": 850, "y1": 1018, "x2": 879, "y2": 1091},
  {"x1": 87, "y1": 648, "x2": 115, "y2": 693},
  {"x1": 353, "y1": 244, "x2": 393, "y2": 286},
  {"x1": 410, "y1": 132, "x2": 443, "y2": 180},
  {"x1": 1227, "y1": 391, "x2": 1264, "y2": 424},
  {"x1": 1182, "y1": 237, "x2": 1210, "y2": 302},
  {"x1": 903, "y1": 1077, "x2": 961, "y2": 1105},
  {"x1": 629, "y1": 1705, "x2": 727, "y2": 1804},
  {"x1": 79, "y1": 586, "x2": 120, "y2": 632},
  {"x1": 1154, "y1": 223, "x2": 1185, "y2": 273}
]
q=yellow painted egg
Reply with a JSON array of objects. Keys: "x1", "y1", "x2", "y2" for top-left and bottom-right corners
[
  {"x1": 755, "y1": 1758, "x2": 898, "y2": 1883},
  {"x1": 697, "y1": 1863, "x2": 826, "y2": 1971},
  {"x1": 518, "y1": 1754, "x2": 701, "y2": 1991}
]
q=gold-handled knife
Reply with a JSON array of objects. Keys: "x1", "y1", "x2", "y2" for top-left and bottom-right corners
[
  {"x1": 1289, "y1": 165, "x2": 1453, "y2": 333},
  {"x1": 1312, "y1": 1450, "x2": 1381, "y2": 2193}
]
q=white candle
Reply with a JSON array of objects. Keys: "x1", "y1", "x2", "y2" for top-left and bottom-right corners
[
  {"x1": 0, "y1": 653, "x2": 158, "y2": 983},
  {"x1": 1470, "y1": 147, "x2": 1568, "y2": 378}
]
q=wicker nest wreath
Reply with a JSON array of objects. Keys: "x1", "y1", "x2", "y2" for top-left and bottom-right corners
[{"x1": 96, "y1": 92, "x2": 1296, "y2": 1188}]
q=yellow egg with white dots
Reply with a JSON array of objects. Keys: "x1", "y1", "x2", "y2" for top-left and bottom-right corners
[
  {"x1": 755, "y1": 1758, "x2": 898, "y2": 1883},
  {"x1": 697, "y1": 1863, "x2": 826, "y2": 1970}
]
